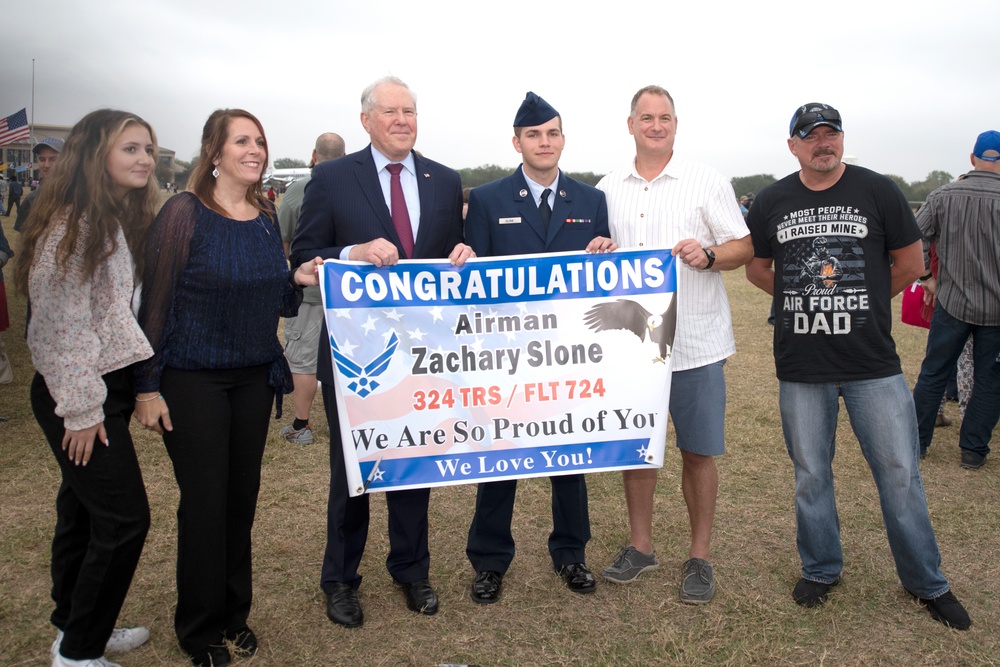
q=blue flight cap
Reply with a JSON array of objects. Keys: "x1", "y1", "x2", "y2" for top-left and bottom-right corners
[{"x1": 514, "y1": 92, "x2": 559, "y2": 128}]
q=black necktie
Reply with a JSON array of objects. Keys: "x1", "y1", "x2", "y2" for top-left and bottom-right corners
[{"x1": 539, "y1": 188, "x2": 552, "y2": 233}]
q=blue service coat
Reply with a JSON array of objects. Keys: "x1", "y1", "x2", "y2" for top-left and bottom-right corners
[{"x1": 464, "y1": 165, "x2": 609, "y2": 256}]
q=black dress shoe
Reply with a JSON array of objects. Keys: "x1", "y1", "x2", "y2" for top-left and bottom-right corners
[
  {"x1": 326, "y1": 582, "x2": 364, "y2": 628},
  {"x1": 224, "y1": 626, "x2": 257, "y2": 656},
  {"x1": 399, "y1": 578, "x2": 440, "y2": 615},
  {"x1": 470, "y1": 570, "x2": 504, "y2": 604},
  {"x1": 558, "y1": 562, "x2": 597, "y2": 594},
  {"x1": 189, "y1": 645, "x2": 231, "y2": 667}
]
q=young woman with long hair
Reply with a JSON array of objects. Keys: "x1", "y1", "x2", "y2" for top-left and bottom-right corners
[{"x1": 14, "y1": 109, "x2": 159, "y2": 667}]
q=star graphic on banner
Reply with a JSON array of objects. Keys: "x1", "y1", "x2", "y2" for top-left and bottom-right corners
[
  {"x1": 384, "y1": 309, "x2": 403, "y2": 321},
  {"x1": 516, "y1": 302, "x2": 529, "y2": 314},
  {"x1": 408, "y1": 327, "x2": 427, "y2": 341},
  {"x1": 637, "y1": 445, "x2": 648, "y2": 459},
  {"x1": 373, "y1": 468, "x2": 386, "y2": 482},
  {"x1": 383, "y1": 329, "x2": 398, "y2": 346},
  {"x1": 429, "y1": 306, "x2": 444, "y2": 322},
  {"x1": 471, "y1": 336, "x2": 485, "y2": 353},
  {"x1": 337, "y1": 338, "x2": 358, "y2": 358},
  {"x1": 361, "y1": 316, "x2": 378, "y2": 333},
  {"x1": 335, "y1": 309, "x2": 353, "y2": 320}
]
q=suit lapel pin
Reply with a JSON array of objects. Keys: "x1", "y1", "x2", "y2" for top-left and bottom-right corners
[
  {"x1": 519, "y1": 188, "x2": 528, "y2": 197},
  {"x1": 423, "y1": 173, "x2": 431, "y2": 178},
  {"x1": 559, "y1": 189, "x2": 567, "y2": 198}
]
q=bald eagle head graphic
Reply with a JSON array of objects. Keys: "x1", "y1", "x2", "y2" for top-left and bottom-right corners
[{"x1": 583, "y1": 295, "x2": 676, "y2": 363}]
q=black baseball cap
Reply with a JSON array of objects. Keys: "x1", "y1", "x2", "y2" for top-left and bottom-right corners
[{"x1": 789, "y1": 103, "x2": 842, "y2": 138}]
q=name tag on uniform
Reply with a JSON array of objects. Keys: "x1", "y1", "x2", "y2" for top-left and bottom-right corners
[{"x1": 499, "y1": 217, "x2": 521, "y2": 225}]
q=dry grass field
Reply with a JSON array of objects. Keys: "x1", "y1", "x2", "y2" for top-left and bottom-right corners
[{"x1": 0, "y1": 208, "x2": 997, "y2": 666}]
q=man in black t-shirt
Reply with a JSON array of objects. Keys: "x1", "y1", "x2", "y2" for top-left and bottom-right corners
[{"x1": 745, "y1": 103, "x2": 971, "y2": 630}]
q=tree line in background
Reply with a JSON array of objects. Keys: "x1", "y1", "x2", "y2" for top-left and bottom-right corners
[
  {"x1": 460, "y1": 167, "x2": 956, "y2": 201},
  {"x1": 731, "y1": 170, "x2": 955, "y2": 204},
  {"x1": 456, "y1": 164, "x2": 605, "y2": 188},
  {"x1": 162, "y1": 159, "x2": 955, "y2": 204}
]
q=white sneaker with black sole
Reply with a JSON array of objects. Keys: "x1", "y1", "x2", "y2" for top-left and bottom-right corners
[{"x1": 52, "y1": 627, "x2": 149, "y2": 664}]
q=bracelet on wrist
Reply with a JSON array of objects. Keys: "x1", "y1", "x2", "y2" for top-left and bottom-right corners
[{"x1": 135, "y1": 394, "x2": 162, "y2": 403}]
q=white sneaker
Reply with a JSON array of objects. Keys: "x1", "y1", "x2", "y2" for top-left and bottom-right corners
[
  {"x1": 52, "y1": 653, "x2": 121, "y2": 667},
  {"x1": 104, "y1": 627, "x2": 150, "y2": 653},
  {"x1": 51, "y1": 626, "x2": 149, "y2": 660},
  {"x1": 51, "y1": 631, "x2": 63, "y2": 661}
]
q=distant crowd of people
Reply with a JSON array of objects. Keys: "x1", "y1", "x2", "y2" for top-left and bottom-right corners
[{"x1": 2, "y1": 77, "x2": 996, "y2": 666}]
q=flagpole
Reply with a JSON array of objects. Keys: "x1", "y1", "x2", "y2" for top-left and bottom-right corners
[{"x1": 30, "y1": 59, "x2": 35, "y2": 140}]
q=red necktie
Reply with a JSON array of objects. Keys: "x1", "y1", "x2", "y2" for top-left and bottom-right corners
[{"x1": 386, "y1": 163, "x2": 414, "y2": 258}]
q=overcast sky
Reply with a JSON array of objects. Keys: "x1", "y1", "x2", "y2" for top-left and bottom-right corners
[{"x1": 4, "y1": 0, "x2": 997, "y2": 184}]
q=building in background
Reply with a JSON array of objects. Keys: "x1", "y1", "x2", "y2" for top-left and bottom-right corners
[{"x1": 2, "y1": 123, "x2": 176, "y2": 186}]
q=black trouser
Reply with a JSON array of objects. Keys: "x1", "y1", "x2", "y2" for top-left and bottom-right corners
[
  {"x1": 31, "y1": 369, "x2": 150, "y2": 661},
  {"x1": 466, "y1": 475, "x2": 591, "y2": 575},
  {"x1": 319, "y1": 382, "x2": 430, "y2": 592},
  {"x1": 160, "y1": 365, "x2": 272, "y2": 655},
  {"x1": 5, "y1": 193, "x2": 20, "y2": 216}
]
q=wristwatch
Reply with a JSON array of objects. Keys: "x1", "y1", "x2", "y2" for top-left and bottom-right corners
[{"x1": 703, "y1": 247, "x2": 716, "y2": 270}]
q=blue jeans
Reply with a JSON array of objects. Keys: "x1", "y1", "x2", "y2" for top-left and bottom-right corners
[
  {"x1": 913, "y1": 304, "x2": 1000, "y2": 457},
  {"x1": 779, "y1": 375, "x2": 949, "y2": 598}
]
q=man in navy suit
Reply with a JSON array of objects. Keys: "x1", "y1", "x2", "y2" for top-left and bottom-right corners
[
  {"x1": 290, "y1": 76, "x2": 473, "y2": 628},
  {"x1": 464, "y1": 92, "x2": 616, "y2": 604}
]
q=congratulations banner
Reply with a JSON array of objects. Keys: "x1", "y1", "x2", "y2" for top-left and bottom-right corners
[{"x1": 320, "y1": 249, "x2": 677, "y2": 496}]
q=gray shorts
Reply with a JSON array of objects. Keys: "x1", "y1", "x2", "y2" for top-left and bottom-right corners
[
  {"x1": 669, "y1": 360, "x2": 727, "y2": 456},
  {"x1": 283, "y1": 302, "x2": 324, "y2": 375}
]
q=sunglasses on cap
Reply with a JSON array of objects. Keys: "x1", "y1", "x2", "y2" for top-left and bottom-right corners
[{"x1": 790, "y1": 106, "x2": 842, "y2": 138}]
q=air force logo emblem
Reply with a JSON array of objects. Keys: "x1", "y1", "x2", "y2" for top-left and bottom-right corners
[{"x1": 330, "y1": 331, "x2": 399, "y2": 398}]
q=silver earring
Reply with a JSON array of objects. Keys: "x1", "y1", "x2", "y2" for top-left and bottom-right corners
[{"x1": 212, "y1": 167, "x2": 219, "y2": 178}]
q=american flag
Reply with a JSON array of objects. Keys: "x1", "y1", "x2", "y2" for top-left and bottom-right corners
[{"x1": 0, "y1": 108, "x2": 30, "y2": 147}]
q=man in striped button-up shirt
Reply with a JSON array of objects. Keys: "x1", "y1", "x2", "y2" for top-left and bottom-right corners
[
  {"x1": 597, "y1": 85, "x2": 752, "y2": 604},
  {"x1": 912, "y1": 130, "x2": 1000, "y2": 470}
]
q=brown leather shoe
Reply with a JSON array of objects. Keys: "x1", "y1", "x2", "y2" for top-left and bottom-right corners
[{"x1": 935, "y1": 413, "x2": 952, "y2": 427}]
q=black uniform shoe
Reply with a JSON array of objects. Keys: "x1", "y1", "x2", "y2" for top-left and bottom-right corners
[
  {"x1": 470, "y1": 570, "x2": 504, "y2": 604},
  {"x1": 558, "y1": 563, "x2": 597, "y2": 594}
]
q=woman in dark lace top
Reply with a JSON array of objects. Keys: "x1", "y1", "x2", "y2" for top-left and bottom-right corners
[{"x1": 134, "y1": 108, "x2": 321, "y2": 667}]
